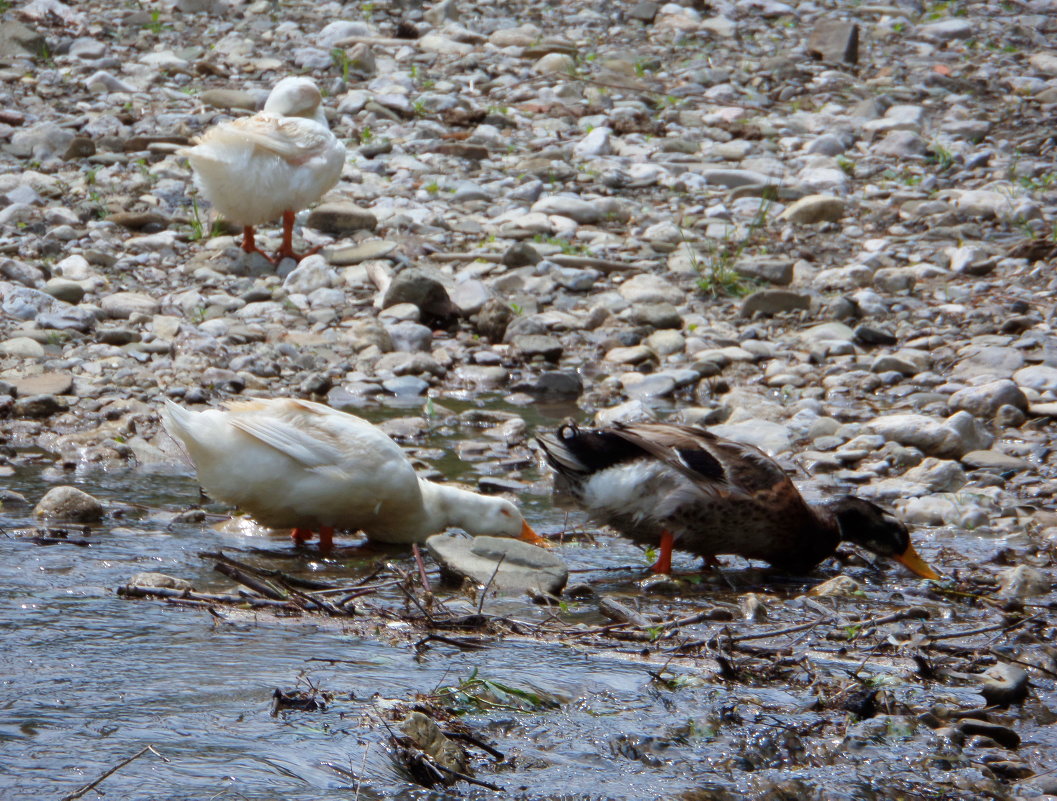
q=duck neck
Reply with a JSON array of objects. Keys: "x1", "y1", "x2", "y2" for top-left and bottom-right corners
[
  {"x1": 417, "y1": 480, "x2": 493, "y2": 538},
  {"x1": 781, "y1": 501, "x2": 843, "y2": 572}
]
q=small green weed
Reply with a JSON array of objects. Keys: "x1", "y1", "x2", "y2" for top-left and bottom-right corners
[
  {"x1": 144, "y1": 9, "x2": 167, "y2": 34},
  {"x1": 330, "y1": 48, "x2": 350, "y2": 82},
  {"x1": 433, "y1": 669, "x2": 560, "y2": 715}
]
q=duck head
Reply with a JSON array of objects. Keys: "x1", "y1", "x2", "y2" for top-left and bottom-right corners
[
  {"x1": 264, "y1": 77, "x2": 327, "y2": 126},
  {"x1": 423, "y1": 482, "x2": 546, "y2": 546},
  {"x1": 829, "y1": 496, "x2": 939, "y2": 579},
  {"x1": 466, "y1": 496, "x2": 546, "y2": 545}
]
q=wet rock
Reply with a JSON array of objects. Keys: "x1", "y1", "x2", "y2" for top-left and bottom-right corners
[
  {"x1": 595, "y1": 400, "x2": 656, "y2": 426},
  {"x1": 10, "y1": 372, "x2": 73, "y2": 396},
  {"x1": 948, "y1": 380, "x2": 1027, "y2": 418},
  {"x1": 903, "y1": 458, "x2": 966, "y2": 492},
  {"x1": 129, "y1": 572, "x2": 193, "y2": 591},
  {"x1": 306, "y1": 202, "x2": 376, "y2": 234},
  {"x1": 1014, "y1": 364, "x2": 1057, "y2": 393},
  {"x1": 639, "y1": 574, "x2": 680, "y2": 594},
  {"x1": 0, "y1": 20, "x2": 46, "y2": 58},
  {"x1": 866, "y1": 411, "x2": 993, "y2": 459},
  {"x1": 0, "y1": 337, "x2": 45, "y2": 358},
  {"x1": 710, "y1": 420, "x2": 792, "y2": 454},
  {"x1": 502, "y1": 242, "x2": 540, "y2": 267},
  {"x1": 741, "y1": 289, "x2": 811, "y2": 316},
  {"x1": 475, "y1": 299, "x2": 513, "y2": 342},
  {"x1": 199, "y1": 88, "x2": 258, "y2": 110},
  {"x1": 399, "y1": 710, "x2": 469, "y2": 785},
  {"x1": 739, "y1": 592, "x2": 768, "y2": 621},
  {"x1": 809, "y1": 575, "x2": 862, "y2": 597},
  {"x1": 530, "y1": 371, "x2": 582, "y2": 398},
  {"x1": 779, "y1": 194, "x2": 846, "y2": 224},
  {"x1": 426, "y1": 533, "x2": 568, "y2": 596},
  {"x1": 996, "y1": 565, "x2": 1050, "y2": 599},
  {"x1": 386, "y1": 321, "x2": 432, "y2": 352},
  {"x1": 382, "y1": 268, "x2": 456, "y2": 325},
  {"x1": 514, "y1": 334, "x2": 563, "y2": 361},
  {"x1": 282, "y1": 255, "x2": 338, "y2": 295},
  {"x1": 955, "y1": 717, "x2": 1021, "y2": 747},
  {"x1": 630, "y1": 302, "x2": 682, "y2": 329},
  {"x1": 874, "y1": 130, "x2": 927, "y2": 159},
  {"x1": 101, "y1": 291, "x2": 159, "y2": 319},
  {"x1": 734, "y1": 258, "x2": 793, "y2": 286},
  {"x1": 960, "y1": 450, "x2": 1029, "y2": 472},
  {"x1": 532, "y1": 194, "x2": 608, "y2": 224},
  {"x1": 34, "y1": 486, "x2": 105, "y2": 523},
  {"x1": 14, "y1": 394, "x2": 67, "y2": 418},
  {"x1": 807, "y1": 20, "x2": 859, "y2": 64}
]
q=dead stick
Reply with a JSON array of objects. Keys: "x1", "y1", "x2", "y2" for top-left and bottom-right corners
[
  {"x1": 927, "y1": 621, "x2": 1021, "y2": 642},
  {"x1": 214, "y1": 562, "x2": 287, "y2": 600},
  {"x1": 203, "y1": 551, "x2": 336, "y2": 590},
  {"x1": 988, "y1": 648, "x2": 1057, "y2": 679},
  {"x1": 61, "y1": 745, "x2": 167, "y2": 801},
  {"x1": 429, "y1": 251, "x2": 639, "y2": 273},
  {"x1": 119, "y1": 584, "x2": 301, "y2": 609},
  {"x1": 423, "y1": 756, "x2": 504, "y2": 791},
  {"x1": 443, "y1": 729, "x2": 506, "y2": 761},
  {"x1": 477, "y1": 553, "x2": 506, "y2": 616},
  {"x1": 412, "y1": 544, "x2": 432, "y2": 593}
]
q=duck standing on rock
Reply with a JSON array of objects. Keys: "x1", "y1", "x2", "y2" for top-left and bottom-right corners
[
  {"x1": 180, "y1": 76, "x2": 346, "y2": 263},
  {"x1": 161, "y1": 398, "x2": 544, "y2": 553},
  {"x1": 537, "y1": 421, "x2": 939, "y2": 579}
]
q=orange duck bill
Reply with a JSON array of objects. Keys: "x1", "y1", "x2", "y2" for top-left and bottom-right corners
[
  {"x1": 518, "y1": 520, "x2": 549, "y2": 547},
  {"x1": 893, "y1": 543, "x2": 940, "y2": 579}
]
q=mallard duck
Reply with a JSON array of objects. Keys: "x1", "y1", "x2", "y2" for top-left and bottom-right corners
[
  {"x1": 536, "y1": 421, "x2": 939, "y2": 579},
  {"x1": 180, "y1": 76, "x2": 346, "y2": 263},
  {"x1": 162, "y1": 398, "x2": 543, "y2": 553}
]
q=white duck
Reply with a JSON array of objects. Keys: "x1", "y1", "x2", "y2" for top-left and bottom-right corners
[
  {"x1": 161, "y1": 398, "x2": 544, "y2": 553},
  {"x1": 181, "y1": 77, "x2": 346, "y2": 263}
]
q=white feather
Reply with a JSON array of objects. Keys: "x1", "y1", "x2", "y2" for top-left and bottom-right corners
[{"x1": 180, "y1": 77, "x2": 345, "y2": 228}]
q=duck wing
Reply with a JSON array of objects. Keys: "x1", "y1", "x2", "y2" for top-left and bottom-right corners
[
  {"x1": 615, "y1": 423, "x2": 795, "y2": 495},
  {"x1": 190, "y1": 114, "x2": 335, "y2": 163},
  {"x1": 225, "y1": 399, "x2": 411, "y2": 482}
]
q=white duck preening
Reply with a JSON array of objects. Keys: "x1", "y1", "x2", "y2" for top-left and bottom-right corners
[
  {"x1": 161, "y1": 398, "x2": 544, "y2": 553},
  {"x1": 180, "y1": 77, "x2": 346, "y2": 263}
]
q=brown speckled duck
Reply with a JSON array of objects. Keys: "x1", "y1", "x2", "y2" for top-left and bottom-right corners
[{"x1": 536, "y1": 421, "x2": 939, "y2": 579}]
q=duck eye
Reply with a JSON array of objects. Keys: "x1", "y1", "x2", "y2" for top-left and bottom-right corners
[{"x1": 500, "y1": 508, "x2": 512, "y2": 517}]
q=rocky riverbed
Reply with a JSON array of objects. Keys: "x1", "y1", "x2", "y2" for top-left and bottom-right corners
[{"x1": 2, "y1": 0, "x2": 1057, "y2": 798}]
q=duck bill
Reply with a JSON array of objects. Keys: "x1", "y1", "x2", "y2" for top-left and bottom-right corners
[
  {"x1": 518, "y1": 520, "x2": 549, "y2": 547},
  {"x1": 894, "y1": 544, "x2": 940, "y2": 579}
]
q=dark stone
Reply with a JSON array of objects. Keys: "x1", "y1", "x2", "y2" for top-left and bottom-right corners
[
  {"x1": 359, "y1": 140, "x2": 393, "y2": 158},
  {"x1": 502, "y1": 242, "x2": 541, "y2": 267},
  {"x1": 382, "y1": 268, "x2": 457, "y2": 326},
  {"x1": 630, "y1": 302, "x2": 683, "y2": 329},
  {"x1": 306, "y1": 202, "x2": 378, "y2": 235},
  {"x1": 628, "y1": 1, "x2": 659, "y2": 22},
  {"x1": 107, "y1": 211, "x2": 171, "y2": 231},
  {"x1": 807, "y1": 20, "x2": 859, "y2": 65},
  {"x1": 299, "y1": 373, "x2": 333, "y2": 396},
  {"x1": 854, "y1": 325, "x2": 898, "y2": 346},
  {"x1": 513, "y1": 334, "x2": 563, "y2": 361},
  {"x1": 955, "y1": 718, "x2": 1020, "y2": 749},
  {"x1": 13, "y1": 394, "x2": 66, "y2": 418},
  {"x1": 475, "y1": 298, "x2": 513, "y2": 342},
  {"x1": 740, "y1": 289, "x2": 811, "y2": 316},
  {"x1": 980, "y1": 663, "x2": 1030, "y2": 707},
  {"x1": 733, "y1": 258, "x2": 793, "y2": 285},
  {"x1": 532, "y1": 371, "x2": 582, "y2": 398},
  {"x1": 62, "y1": 137, "x2": 96, "y2": 160}
]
